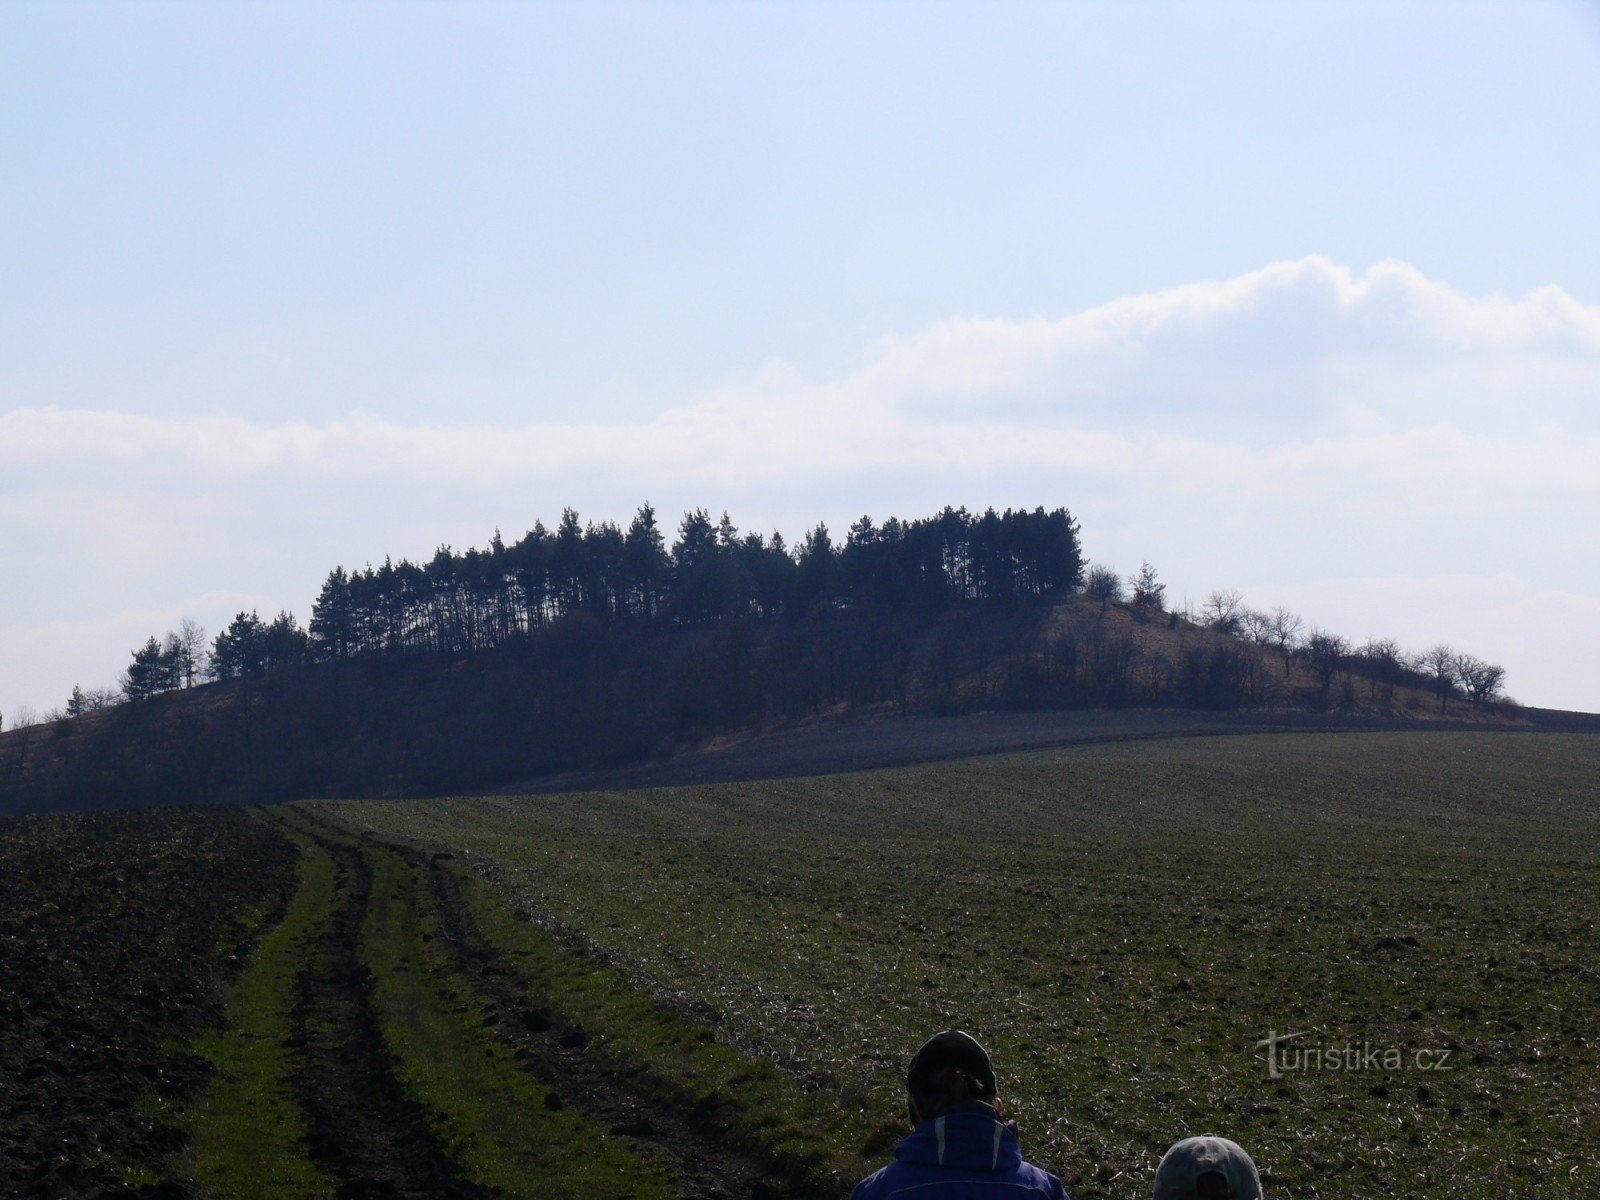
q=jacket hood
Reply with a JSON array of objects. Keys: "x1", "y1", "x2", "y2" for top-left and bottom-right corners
[{"x1": 894, "y1": 1109, "x2": 1023, "y2": 1173}]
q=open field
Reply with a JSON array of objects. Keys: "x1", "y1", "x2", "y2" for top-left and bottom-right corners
[
  {"x1": 329, "y1": 732, "x2": 1600, "y2": 1199},
  {"x1": 3, "y1": 730, "x2": 1597, "y2": 1198}
]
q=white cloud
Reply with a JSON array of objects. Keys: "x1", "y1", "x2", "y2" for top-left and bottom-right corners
[
  {"x1": 858, "y1": 257, "x2": 1600, "y2": 425},
  {"x1": 4, "y1": 255, "x2": 1598, "y2": 481},
  {"x1": 3, "y1": 257, "x2": 1598, "y2": 714},
  {"x1": 2, "y1": 403, "x2": 1595, "y2": 500}
]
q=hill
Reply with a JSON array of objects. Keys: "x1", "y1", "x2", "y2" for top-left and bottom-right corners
[{"x1": 0, "y1": 594, "x2": 1534, "y2": 818}]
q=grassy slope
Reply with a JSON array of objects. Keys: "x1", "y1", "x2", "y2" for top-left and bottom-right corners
[{"x1": 325, "y1": 732, "x2": 1600, "y2": 1200}]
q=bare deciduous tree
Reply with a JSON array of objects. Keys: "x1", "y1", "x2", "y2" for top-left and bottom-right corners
[
  {"x1": 1084, "y1": 564, "x2": 1124, "y2": 613},
  {"x1": 1263, "y1": 606, "x2": 1303, "y2": 675},
  {"x1": 66, "y1": 686, "x2": 120, "y2": 716},
  {"x1": 1202, "y1": 588, "x2": 1245, "y2": 635},
  {"x1": 175, "y1": 618, "x2": 208, "y2": 687},
  {"x1": 1360, "y1": 637, "x2": 1403, "y2": 703},
  {"x1": 1305, "y1": 628, "x2": 1350, "y2": 698},
  {"x1": 1239, "y1": 608, "x2": 1274, "y2": 646},
  {"x1": 1453, "y1": 653, "x2": 1506, "y2": 708},
  {"x1": 1419, "y1": 644, "x2": 1457, "y2": 712}
]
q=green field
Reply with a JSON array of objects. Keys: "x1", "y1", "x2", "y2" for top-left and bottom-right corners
[{"x1": 315, "y1": 732, "x2": 1600, "y2": 1199}]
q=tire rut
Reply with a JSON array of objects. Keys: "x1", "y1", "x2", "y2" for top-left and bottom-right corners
[
  {"x1": 412, "y1": 845, "x2": 831, "y2": 1200},
  {"x1": 286, "y1": 819, "x2": 494, "y2": 1200}
]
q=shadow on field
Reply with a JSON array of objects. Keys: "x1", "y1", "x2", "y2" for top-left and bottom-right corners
[{"x1": 507, "y1": 706, "x2": 1594, "y2": 796}]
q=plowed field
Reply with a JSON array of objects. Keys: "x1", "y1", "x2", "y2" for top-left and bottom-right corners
[{"x1": 0, "y1": 807, "x2": 296, "y2": 1197}]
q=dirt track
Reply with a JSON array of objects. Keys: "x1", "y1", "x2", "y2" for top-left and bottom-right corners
[
  {"x1": 288, "y1": 823, "x2": 491, "y2": 1200},
  {"x1": 0, "y1": 794, "x2": 835, "y2": 1198},
  {"x1": 278, "y1": 809, "x2": 830, "y2": 1199}
]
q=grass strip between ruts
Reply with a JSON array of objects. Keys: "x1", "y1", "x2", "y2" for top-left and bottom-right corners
[
  {"x1": 358, "y1": 835, "x2": 676, "y2": 1199},
  {"x1": 181, "y1": 811, "x2": 331, "y2": 1199}
]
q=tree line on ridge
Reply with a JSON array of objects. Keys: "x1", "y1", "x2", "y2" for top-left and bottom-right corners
[
  {"x1": 8, "y1": 499, "x2": 1509, "y2": 727},
  {"x1": 124, "y1": 503, "x2": 1086, "y2": 696}
]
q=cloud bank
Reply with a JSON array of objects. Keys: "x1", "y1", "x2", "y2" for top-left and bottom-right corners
[
  {"x1": 4, "y1": 255, "x2": 1598, "y2": 482},
  {"x1": 3, "y1": 257, "x2": 1598, "y2": 714}
]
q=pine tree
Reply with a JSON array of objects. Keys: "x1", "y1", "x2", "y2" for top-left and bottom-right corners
[
  {"x1": 1131, "y1": 562, "x2": 1166, "y2": 610},
  {"x1": 210, "y1": 612, "x2": 269, "y2": 679},
  {"x1": 623, "y1": 504, "x2": 670, "y2": 619},
  {"x1": 310, "y1": 567, "x2": 356, "y2": 659},
  {"x1": 123, "y1": 637, "x2": 167, "y2": 700}
]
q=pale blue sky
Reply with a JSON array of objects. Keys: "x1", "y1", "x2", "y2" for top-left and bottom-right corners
[
  {"x1": 7, "y1": 2, "x2": 1599, "y2": 419},
  {"x1": 4, "y1": 2, "x2": 1600, "y2": 717}
]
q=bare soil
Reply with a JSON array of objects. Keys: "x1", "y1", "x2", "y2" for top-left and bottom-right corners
[{"x1": 0, "y1": 807, "x2": 297, "y2": 1198}]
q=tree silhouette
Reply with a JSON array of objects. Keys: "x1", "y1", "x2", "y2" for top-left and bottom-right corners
[
  {"x1": 1420, "y1": 644, "x2": 1457, "y2": 712},
  {"x1": 210, "y1": 612, "x2": 269, "y2": 679},
  {"x1": 1131, "y1": 562, "x2": 1166, "y2": 611},
  {"x1": 1305, "y1": 629, "x2": 1350, "y2": 700},
  {"x1": 1454, "y1": 653, "x2": 1506, "y2": 707},
  {"x1": 623, "y1": 504, "x2": 670, "y2": 619},
  {"x1": 1084, "y1": 564, "x2": 1123, "y2": 613},
  {"x1": 123, "y1": 637, "x2": 169, "y2": 700}
]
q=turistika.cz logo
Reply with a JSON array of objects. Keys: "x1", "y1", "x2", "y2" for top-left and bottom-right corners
[{"x1": 1256, "y1": 1030, "x2": 1455, "y2": 1080}]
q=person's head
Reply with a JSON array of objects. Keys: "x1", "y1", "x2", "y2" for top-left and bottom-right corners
[
  {"x1": 1153, "y1": 1136, "x2": 1262, "y2": 1200},
  {"x1": 904, "y1": 1029, "x2": 1003, "y2": 1123}
]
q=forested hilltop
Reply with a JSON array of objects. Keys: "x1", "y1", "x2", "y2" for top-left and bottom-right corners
[
  {"x1": 131, "y1": 504, "x2": 1083, "y2": 693},
  {"x1": 1, "y1": 503, "x2": 1516, "y2": 816}
]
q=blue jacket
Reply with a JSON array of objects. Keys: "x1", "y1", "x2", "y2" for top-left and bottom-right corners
[{"x1": 851, "y1": 1109, "x2": 1069, "y2": 1200}]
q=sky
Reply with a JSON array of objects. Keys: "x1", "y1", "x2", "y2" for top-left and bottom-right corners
[{"x1": 3, "y1": 1, "x2": 1600, "y2": 719}]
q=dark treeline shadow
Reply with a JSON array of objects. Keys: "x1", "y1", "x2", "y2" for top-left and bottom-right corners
[{"x1": 3, "y1": 601, "x2": 1073, "y2": 813}]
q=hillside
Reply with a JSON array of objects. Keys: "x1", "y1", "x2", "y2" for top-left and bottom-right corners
[
  {"x1": 6, "y1": 732, "x2": 1598, "y2": 1197},
  {"x1": 0, "y1": 596, "x2": 1532, "y2": 818},
  {"x1": 331, "y1": 732, "x2": 1600, "y2": 1199}
]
